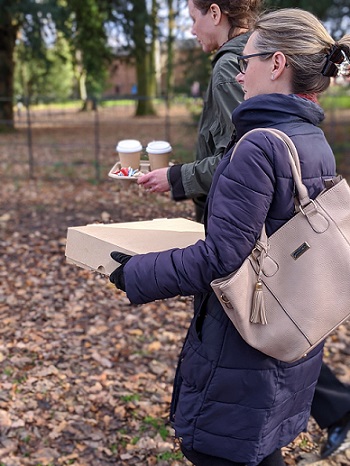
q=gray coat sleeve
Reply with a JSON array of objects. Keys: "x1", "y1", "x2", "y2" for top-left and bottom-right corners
[
  {"x1": 180, "y1": 152, "x2": 225, "y2": 198},
  {"x1": 175, "y1": 52, "x2": 244, "y2": 199}
]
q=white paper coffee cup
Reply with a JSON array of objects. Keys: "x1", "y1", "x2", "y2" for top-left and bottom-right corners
[
  {"x1": 146, "y1": 141, "x2": 172, "y2": 170},
  {"x1": 116, "y1": 139, "x2": 142, "y2": 170}
]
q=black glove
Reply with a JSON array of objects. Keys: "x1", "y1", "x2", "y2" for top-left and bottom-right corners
[{"x1": 109, "y1": 251, "x2": 132, "y2": 291}]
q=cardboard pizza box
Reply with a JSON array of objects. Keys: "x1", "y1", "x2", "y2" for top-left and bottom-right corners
[{"x1": 65, "y1": 218, "x2": 205, "y2": 275}]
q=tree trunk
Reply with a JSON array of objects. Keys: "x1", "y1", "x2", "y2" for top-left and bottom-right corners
[
  {"x1": 149, "y1": 0, "x2": 158, "y2": 98},
  {"x1": 0, "y1": 11, "x2": 17, "y2": 131},
  {"x1": 166, "y1": 0, "x2": 176, "y2": 100},
  {"x1": 135, "y1": 52, "x2": 156, "y2": 116},
  {"x1": 132, "y1": 0, "x2": 156, "y2": 116}
]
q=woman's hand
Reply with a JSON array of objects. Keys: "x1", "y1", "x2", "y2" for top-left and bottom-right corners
[
  {"x1": 137, "y1": 168, "x2": 170, "y2": 192},
  {"x1": 109, "y1": 251, "x2": 132, "y2": 291}
]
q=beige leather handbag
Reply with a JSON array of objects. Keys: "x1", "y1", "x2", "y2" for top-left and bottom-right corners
[{"x1": 211, "y1": 128, "x2": 350, "y2": 363}]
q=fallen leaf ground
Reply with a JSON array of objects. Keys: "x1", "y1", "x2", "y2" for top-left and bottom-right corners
[{"x1": 1, "y1": 178, "x2": 350, "y2": 466}]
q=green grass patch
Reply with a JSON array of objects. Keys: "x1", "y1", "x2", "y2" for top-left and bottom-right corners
[
  {"x1": 157, "y1": 450, "x2": 184, "y2": 461},
  {"x1": 100, "y1": 99, "x2": 136, "y2": 107},
  {"x1": 320, "y1": 88, "x2": 350, "y2": 110},
  {"x1": 141, "y1": 416, "x2": 169, "y2": 441},
  {"x1": 120, "y1": 393, "x2": 140, "y2": 403}
]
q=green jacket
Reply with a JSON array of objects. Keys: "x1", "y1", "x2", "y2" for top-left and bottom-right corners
[{"x1": 168, "y1": 33, "x2": 248, "y2": 207}]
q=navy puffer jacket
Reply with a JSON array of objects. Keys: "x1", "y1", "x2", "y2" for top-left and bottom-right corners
[
  {"x1": 122, "y1": 94, "x2": 335, "y2": 465},
  {"x1": 124, "y1": 94, "x2": 335, "y2": 303}
]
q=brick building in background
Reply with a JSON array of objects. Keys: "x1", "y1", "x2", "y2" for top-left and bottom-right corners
[
  {"x1": 104, "y1": 52, "x2": 137, "y2": 96},
  {"x1": 104, "y1": 39, "x2": 206, "y2": 98}
]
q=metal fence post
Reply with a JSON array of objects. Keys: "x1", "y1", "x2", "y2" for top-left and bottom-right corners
[
  {"x1": 165, "y1": 94, "x2": 171, "y2": 143},
  {"x1": 25, "y1": 97, "x2": 35, "y2": 179},
  {"x1": 93, "y1": 98, "x2": 100, "y2": 181}
]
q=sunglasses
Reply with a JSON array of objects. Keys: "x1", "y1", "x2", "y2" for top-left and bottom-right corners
[{"x1": 237, "y1": 52, "x2": 276, "y2": 74}]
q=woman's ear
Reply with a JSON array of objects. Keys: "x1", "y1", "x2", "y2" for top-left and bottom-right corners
[
  {"x1": 209, "y1": 3, "x2": 222, "y2": 25},
  {"x1": 271, "y1": 52, "x2": 288, "y2": 80}
]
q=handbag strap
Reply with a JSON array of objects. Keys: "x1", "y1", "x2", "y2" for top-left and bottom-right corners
[
  {"x1": 230, "y1": 127, "x2": 329, "y2": 245},
  {"x1": 230, "y1": 127, "x2": 310, "y2": 207}
]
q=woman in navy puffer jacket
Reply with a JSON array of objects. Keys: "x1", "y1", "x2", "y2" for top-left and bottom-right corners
[{"x1": 109, "y1": 9, "x2": 350, "y2": 466}]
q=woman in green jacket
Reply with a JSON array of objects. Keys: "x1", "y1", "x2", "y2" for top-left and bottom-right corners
[{"x1": 138, "y1": 0, "x2": 261, "y2": 221}]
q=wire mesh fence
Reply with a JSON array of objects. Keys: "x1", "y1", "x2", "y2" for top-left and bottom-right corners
[
  {"x1": 0, "y1": 94, "x2": 349, "y2": 182},
  {"x1": 0, "y1": 96, "x2": 199, "y2": 182}
]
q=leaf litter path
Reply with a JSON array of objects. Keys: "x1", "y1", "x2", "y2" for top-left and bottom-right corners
[{"x1": 0, "y1": 180, "x2": 349, "y2": 466}]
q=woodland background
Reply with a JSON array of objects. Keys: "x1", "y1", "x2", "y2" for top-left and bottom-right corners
[{"x1": 0, "y1": 0, "x2": 349, "y2": 128}]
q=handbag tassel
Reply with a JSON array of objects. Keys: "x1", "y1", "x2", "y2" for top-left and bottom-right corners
[{"x1": 250, "y1": 280, "x2": 268, "y2": 325}]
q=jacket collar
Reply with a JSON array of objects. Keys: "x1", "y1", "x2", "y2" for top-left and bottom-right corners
[
  {"x1": 212, "y1": 32, "x2": 251, "y2": 67},
  {"x1": 231, "y1": 93, "x2": 325, "y2": 139}
]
